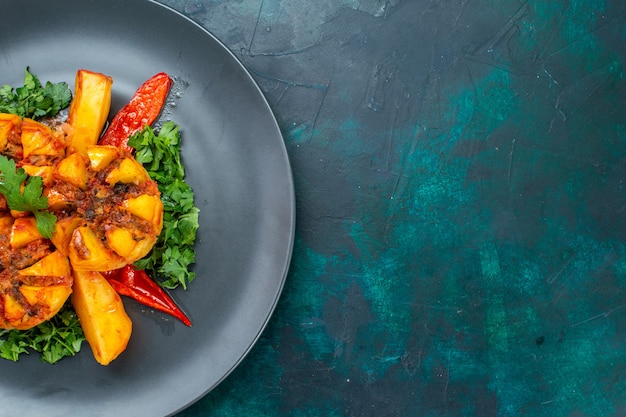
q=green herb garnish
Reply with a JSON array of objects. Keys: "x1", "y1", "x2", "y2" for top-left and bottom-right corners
[
  {"x1": 129, "y1": 121, "x2": 199, "y2": 289},
  {"x1": 0, "y1": 303, "x2": 85, "y2": 364},
  {"x1": 0, "y1": 154, "x2": 56, "y2": 238},
  {"x1": 0, "y1": 67, "x2": 71, "y2": 118}
]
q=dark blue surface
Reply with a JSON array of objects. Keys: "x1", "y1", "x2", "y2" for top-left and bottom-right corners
[{"x1": 163, "y1": 1, "x2": 626, "y2": 415}]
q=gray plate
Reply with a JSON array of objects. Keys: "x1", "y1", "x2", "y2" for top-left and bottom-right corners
[{"x1": 0, "y1": 0, "x2": 295, "y2": 416}]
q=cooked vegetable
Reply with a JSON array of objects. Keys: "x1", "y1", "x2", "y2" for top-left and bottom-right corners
[
  {"x1": 71, "y1": 270, "x2": 132, "y2": 366},
  {"x1": 103, "y1": 265, "x2": 191, "y2": 326},
  {"x1": 0, "y1": 69, "x2": 82, "y2": 360},
  {"x1": 0, "y1": 69, "x2": 161, "y2": 365},
  {"x1": 0, "y1": 118, "x2": 164, "y2": 271},
  {"x1": 99, "y1": 72, "x2": 172, "y2": 153},
  {"x1": 66, "y1": 70, "x2": 112, "y2": 154}
]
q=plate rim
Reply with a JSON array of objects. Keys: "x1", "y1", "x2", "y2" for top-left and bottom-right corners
[{"x1": 146, "y1": 1, "x2": 297, "y2": 412}]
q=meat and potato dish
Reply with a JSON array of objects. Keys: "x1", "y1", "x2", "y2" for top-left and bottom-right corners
[{"x1": 0, "y1": 70, "x2": 165, "y2": 365}]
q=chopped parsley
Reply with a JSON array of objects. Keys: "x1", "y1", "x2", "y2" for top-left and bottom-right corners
[
  {"x1": 0, "y1": 67, "x2": 71, "y2": 119},
  {"x1": 0, "y1": 302, "x2": 85, "y2": 364},
  {"x1": 129, "y1": 122, "x2": 199, "y2": 289},
  {"x1": 0, "y1": 154, "x2": 56, "y2": 238}
]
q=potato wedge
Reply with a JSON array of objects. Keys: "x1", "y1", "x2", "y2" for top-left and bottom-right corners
[
  {"x1": 68, "y1": 226, "x2": 126, "y2": 271},
  {"x1": 105, "y1": 226, "x2": 157, "y2": 261},
  {"x1": 21, "y1": 118, "x2": 65, "y2": 159},
  {"x1": 10, "y1": 285, "x2": 73, "y2": 330},
  {"x1": 71, "y1": 270, "x2": 132, "y2": 366},
  {"x1": 2, "y1": 251, "x2": 73, "y2": 330},
  {"x1": 17, "y1": 250, "x2": 71, "y2": 278},
  {"x1": 86, "y1": 145, "x2": 120, "y2": 171},
  {"x1": 51, "y1": 216, "x2": 82, "y2": 256},
  {"x1": 21, "y1": 165, "x2": 55, "y2": 186},
  {"x1": 106, "y1": 157, "x2": 150, "y2": 186},
  {"x1": 10, "y1": 216, "x2": 42, "y2": 249},
  {"x1": 67, "y1": 70, "x2": 113, "y2": 155},
  {"x1": 54, "y1": 151, "x2": 89, "y2": 190},
  {"x1": 123, "y1": 194, "x2": 164, "y2": 232}
]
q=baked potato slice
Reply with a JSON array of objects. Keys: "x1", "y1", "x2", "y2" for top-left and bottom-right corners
[
  {"x1": 20, "y1": 118, "x2": 65, "y2": 159},
  {"x1": 55, "y1": 152, "x2": 89, "y2": 190},
  {"x1": 10, "y1": 216, "x2": 42, "y2": 249},
  {"x1": 71, "y1": 270, "x2": 132, "y2": 366},
  {"x1": 68, "y1": 226, "x2": 126, "y2": 271},
  {"x1": 67, "y1": 70, "x2": 113, "y2": 155}
]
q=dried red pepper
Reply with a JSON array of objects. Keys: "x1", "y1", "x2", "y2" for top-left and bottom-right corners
[
  {"x1": 98, "y1": 72, "x2": 172, "y2": 152},
  {"x1": 102, "y1": 265, "x2": 191, "y2": 327}
]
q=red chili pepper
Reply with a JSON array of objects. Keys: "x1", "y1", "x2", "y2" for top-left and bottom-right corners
[
  {"x1": 98, "y1": 72, "x2": 172, "y2": 153},
  {"x1": 102, "y1": 265, "x2": 192, "y2": 327}
]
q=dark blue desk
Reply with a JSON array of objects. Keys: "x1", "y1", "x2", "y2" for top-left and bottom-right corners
[{"x1": 165, "y1": 1, "x2": 626, "y2": 415}]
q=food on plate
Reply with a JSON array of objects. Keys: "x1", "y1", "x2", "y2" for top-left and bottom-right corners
[
  {"x1": 103, "y1": 265, "x2": 191, "y2": 327},
  {"x1": 66, "y1": 69, "x2": 112, "y2": 154},
  {"x1": 99, "y1": 72, "x2": 172, "y2": 153},
  {"x1": 53, "y1": 144, "x2": 163, "y2": 271},
  {"x1": 71, "y1": 270, "x2": 132, "y2": 366},
  {"x1": 0, "y1": 68, "x2": 198, "y2": 365},
  {"x1": 0, "y1": 222, "x2": 72, "y2": 330}
]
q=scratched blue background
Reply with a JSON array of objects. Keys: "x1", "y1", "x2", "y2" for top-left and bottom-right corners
[{"x1": 160, "y1": 0, "x2": 626, "y2": 415}]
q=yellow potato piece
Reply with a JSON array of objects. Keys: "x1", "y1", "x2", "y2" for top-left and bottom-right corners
[
  {"x1": 106, "y1": 157, "x2": 150, "y2": 186},
  {"x1": 21, "y1": 118, "x2": 65, "y2": 158},
  {"x1": 51, "y1": 216, "x2": 82, "y2": 256},
  {"x1": 18, "y1": 251, "x2": 71, "y2": 277},
  {"x1": 0, "y1": 215, "x2": 13, "y2": 233},
  {"x1": 105, "y1": 226, "x2": 156, "y2": 261},
  {"x1": 2, "y1": 295, "x2": 27, "y2": 329},
  {"x1": 21, "y1": 165, "x2": 55, "y2": 186},
  {"x1": 86, "y1": 145, "x2": 119, "y2": 171},
  {"x1": 0, "y1": 113, "x2": 21, "y2": 152},
  {"x1": 123, "y1": 194, "x2": 164, "y2": 232},
  {"x1": 67, "y1": 70, "x2": 113, "y2": 155},
  {"x1": 0, "y1": 68, "x2": 168, "y2": 352},
  {"x1": 45, "y1": 188, "x2": 72, "y2": 211},
  {"x1": 20, "y1": 284, "x2": 72, "y2": 319},
  {"x1": 55, "y1": 151, "x2": 89, "y2": 190},
  {"x1": 10, "y1": 216, "x2": 42, "y2": 249},
  {"x1": 2, "y1": 284, "x2": 71, "y2": 331},
  {"x1": 68, "y1": 226, "x2": 126, "y2": 271},
  {"x1": 71, "y1": 270, "x2": 132, "y2": 366}
]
